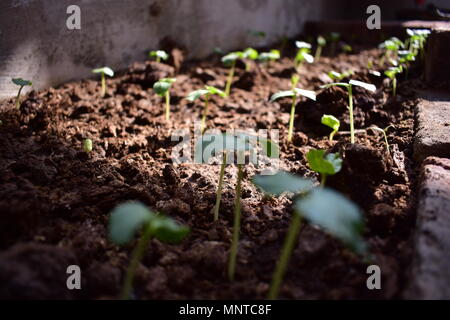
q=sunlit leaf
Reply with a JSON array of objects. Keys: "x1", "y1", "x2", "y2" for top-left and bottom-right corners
[
  {"x1": 92, "y1": 67, "x2": 114, "y2": 77},
  {"x1": 306, "y1": 149, "x2": 342, "y2": 175},
  {"x1": 321, "y1": 115, "x2": 340, "y2": 131},
  {"x1": 252, "y1": 171, "x2": 314, "y2": 196}
]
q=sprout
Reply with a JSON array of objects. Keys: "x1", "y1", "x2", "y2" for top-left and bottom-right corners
[
  {"x1": 320, "y1": 80, "x2": 376, "y2": 144},
  {"x1": 341, "y1": 43, "x2": 353, "y2": 53},
  {"x1": 222, "y1": 48, "x2": 259, "y2": 96},
  {"x1": 195, "y1": 132, "x2": 278, "y2": 281},
  {"x1": 11, "y1": 78, "x2": 32, "y2": 109},
  {"x1": 153, "y1": 78, "x2": 176, "y2": 121},
  {"x1": 370, "y1": 125, "x2": 394, "y2": 155},
  {"x1": 258, "y1": 49, "x2": 281, "y2": 67},
  {"x1": 83, "y1": 138, "x2": 93, "y2": 153},
  {"x1": 379, "y1": 37, "x2": 404, "y2": 64},
  {"x1": 108, "y1": 201, "x2": 189, "y2": 299},
  {"x1": 306, "y1": 149, "x2": 342, "y2": 187},
  {"x1": 294, "y1": 41, "x2": 314, "y2": 68},
  {"x1": 314, "y1": 35, "x2": 326, "y2": 60},
  {"x1": 327, "y1": 70, "x2": 353, "y2": 81},
  {"x1": 253, "y1": 172, "x2": 367, "y2": 300},
  {"x1": 321, "y1": 114, "x2": 340, "y2": 141},
  {"x1": 329, "y1": 32, "x2": 341, "y2": 56},
  {"x1": 384, "y1": 66, "x2": 402, "y2": 97},
  {"x1": 149, "y1": 50, "x2": 169, "y2": 63},
  {"x1": 406, "y1": 29, "x2": 430, "y2": 58},
  {"x1": 270, "y1": 75, "x2": 316, "y2": 142},
  {"x1": 187, "y1": 86, "x2": 226, "y2": 133},
  {"x1": 92, "y1": 67, "x2": 114, "y2": 97}
]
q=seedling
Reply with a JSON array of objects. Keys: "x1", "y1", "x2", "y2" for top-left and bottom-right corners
[
  {"x1": 294, "y1": 41, "x2": 314, "y2": 68},
  {"x1": 270, "y1": 75, "x2": 316, "y2": 142},
  {"x1": 196, "y1": 132, "x2": 278, "y2": 280},
  {"x1": 370, "y1": 125, "x2": 394, "y2": 155},
  {"x1": 320, "y1": 80, "x2": 376, "y2": 144},
  {"x1": 379, "y1": 37, "x2": 403, "y2": 64},
  {"x1": 149, "y1": 50, "x2": 169, "y2": 63},
  {"x1": 11, "y1": 78, "x2": 32, "y2": 109},
  {"x1": 92, "y1": 67, "x2": 114, "y2": 97},
  {"x1": 153, "y1": 78, "x2": 176, "y2": 121},
  {"x1": 253, "y1": 171, "x2": 367, "y2": 300},
  {"x1": 109, "y1": 201, "x2": 189, "y2": 299},
  {"x1": 406, "y1": 29, "x2": 430, "y2": 58},
  {"x1": 329, "y1": 32, "x2": 341, "y2": 56},
  {"x1": 258, "y1": 49, "x2": 281, "y2": 67},
  {"x1": 327, "y1": 70, "x2": 353, "y2": 81},
  {"x1": 222, "y1": 48, "x2": 259, "y2": 96},
  {"x1": 384, "y1": 66, "x2": 402, "y2": 97},
  {"x1": 186, "y1": 86, "x2": 226, "y2": 133},
  {"x1": 306, "y1": 149, "x2": 342, "y2": 187},
  {"x1": 321, "y1": 114, "x2": 340, "y2": 141},
  {"x1": 315, "y1": 35, "x2": 326, "y2": 60},
  {"x1": 83, "y1": 138, "x2": 93, "y2": 153},
  {"x1": 341, "y1": 43, "x2": 353, "y2": 53}
]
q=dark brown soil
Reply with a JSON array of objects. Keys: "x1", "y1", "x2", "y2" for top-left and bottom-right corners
[{"x1": 0, "y1": 44, "x2": 425, "y2": 300}]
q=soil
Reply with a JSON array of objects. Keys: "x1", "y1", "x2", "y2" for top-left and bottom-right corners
[{"x1": 0, "y1": 42, "x2": 426, "y2": 299}]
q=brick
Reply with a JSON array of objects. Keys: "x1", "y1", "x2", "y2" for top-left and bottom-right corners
[
  {"x1": 426, "y1": 30, "x2": 450, "y2": 83},
  {"x1": 414, "y1": 91, "x2": 450, "y2": 163},
  {"x1": 405, "y1": 157, "x2": 450, "y2": 299}
]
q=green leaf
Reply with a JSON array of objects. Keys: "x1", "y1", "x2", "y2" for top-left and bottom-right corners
[
  {"x1": 295, "y1": 50, "x2": 314, "y2": 64},
  {"x1": 293, "y1": 88, "x2": 316, "y2": 101},
  {"x1": 328, "y1": 71, "x2": 342, "y2": 80},
  {"x1": 92, "y1": 67, "x2": 114, "y2": 77},
  {"x1": 321, "y1": 115, "x2": 340, "y2": 131},
  {"x1": 295, "y1": 188, "x2": 367, "y2": 255},
  {"x1": 108, "y1": 202, "x2": 154, "y2": 245},
  {"x1": 12, "y1": 78, "x2": 32, "y2": 87},
  {"x1": 150, "y1": 216, "x2": 190, "y2": 244},
  {"x1": 320, "y1": 82, "x2": 350, "y2": 90},
  {"x1": 306, "y1": 149, "x2": 342, "y2": 175},
  {"x1": 317, "y1": 35, "x2": 326, "y2": 46},
  {"x1": 221, "y1": 52, "x2": 244, "y2": 65},
  {"x1": 348, "y1": 80, "x2": 376, "y2": 92},
  {"x1": 258, "y1": 49, "x2": 280, "y2": 62},
  {"x1": 149, "y1": 50, "x2": 169, "y2": 61},
  {"x1": 252, "y1": 171, "x2": 314, "y2": 196},
  {"x1": 243, "y1": 48, "x2": 259, "y2": 60},
  {"x1": 270, "y1": 90, "x2": 295, "y2": 102},
  {"x1": 186, "y1": 89, "x2": 210, "y2": 101},
  {"x1": 205, "y1": 85, "x2": 226, "y2": 97},
  {"x1": 295, "y1": 41, "x2": 312, "y2": 49},
  {"x1": 153, "y1": 78, "x2": 176, "y2": 96}
]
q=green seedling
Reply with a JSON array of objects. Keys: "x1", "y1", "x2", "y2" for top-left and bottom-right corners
[
  {"x1": 294, "y1": 41, "x2": 314, "y2": 68},
  {"x1": 370, "y1": 125, "x2": 394, "y2": 155},
  {"x1": 306, "y1": 149, "x2": 342, "y2": 187},
  {"x1": 11, "y1": 78, "x2": 32, "y2": 109},
  {"x1": 92, "y1": 67, "x2": 114, "y2": 97},
  {"x1": 187, "y1": 86, "x2": 226, "y2": 133},
  {"x1": 406, "y1": 29, "x2": 430, "y2": 58},
  {"x1": 222, "y1": 48, "x2": 259, "y2": 96},
  {"x1": 83, "y1": 138, "x2": 93, "y2": 153},
  {"x1": 341, "y1": 43, "x2": 353, "y2": 53},
  {"x1": 253, "y1": 171, "x2": 367, "y2": 300},
  {"x1": 315, "y1": 35, "x2": 326, "y2": 60},
  {"x1": 109, "y1": 201, "x2": 189, "y2": 299},
  {"x1": 320, "y1": 80, "x2": 376, "y2": 144},
  {"x1": 149, "y1": 50, "x2": 169, "y2": 63},
  {"x1": 321, "y1": 114, "x2": 340, "y2": 141},
  {"x1": 379, "y1": 37, "x2": 404, "y2": 64},
  {"x1": 329, "y1": 32, "x2": 341, "y2": 56},
  {"x1": 258, "y1": 49, "x2": 281, "y2": 67},
  {"x1": 327, "y1": 70, "x2": 353, "y2": 81},
  {"x1": 270, "y1": 75, "x2": 316, "y2": 143},
  {"x1": 384, "y1": 66, "x2": 402, "y2": 97},
  {"x1": 153, "y1": 78, "x2": 176, "y2": 121},
  {"x1": 196, "y1": 132, "x2": 278, "y2": 280}
]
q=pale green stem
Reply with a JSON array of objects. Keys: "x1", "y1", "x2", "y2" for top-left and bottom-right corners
[
  {"x1": 15, "y1": 86, "x2": 24, "y2": 109},
  {"x1": 287, "y1": 95, "x2": 297, "y2": 143},
  {"x1": 267, "y1": 213, "x2": 302, "y2": 300},
  {"x1": 383, "y1": 132, "x2": 390, "y2": 156},
  {"x1": 200, "y1": 94, "x2": 210, "y2": 133},
  {"x1": 120, "y1": 223, "x2": 153, "y2": 300},
  {"x1": 156, "y1": 57, "x2": 161, "y2": 63},
  {"x1": 348, "y1": 85, "x2": 355, "y2": 144},
  {"x1": 320, "y1": 174, "x2": 327, "y2": 188},
  {"x1": 213, "y1": 153, "x2": 227, "y2": 221},
  {"x1": 101, "y1": 73, "x2": 106, "y2": 97},
  {"x1": 329, "y1": 129, "x2": 337, "y2": 142},
  {"x1": 315, "y1": 45, "x2": 323, "y2": 60},
  {"x1": 225, "y1": 60, "x2": 236, "y2": 97},
  {"x1": 228, "y1": 164, "x2": 243, "y2": 281},
  {"x1": 392, "y1": 77, "x2": 397, "y2": 97},
  {"x1": 165, "y1": 90, "x2": 171, "y2": 121}
]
